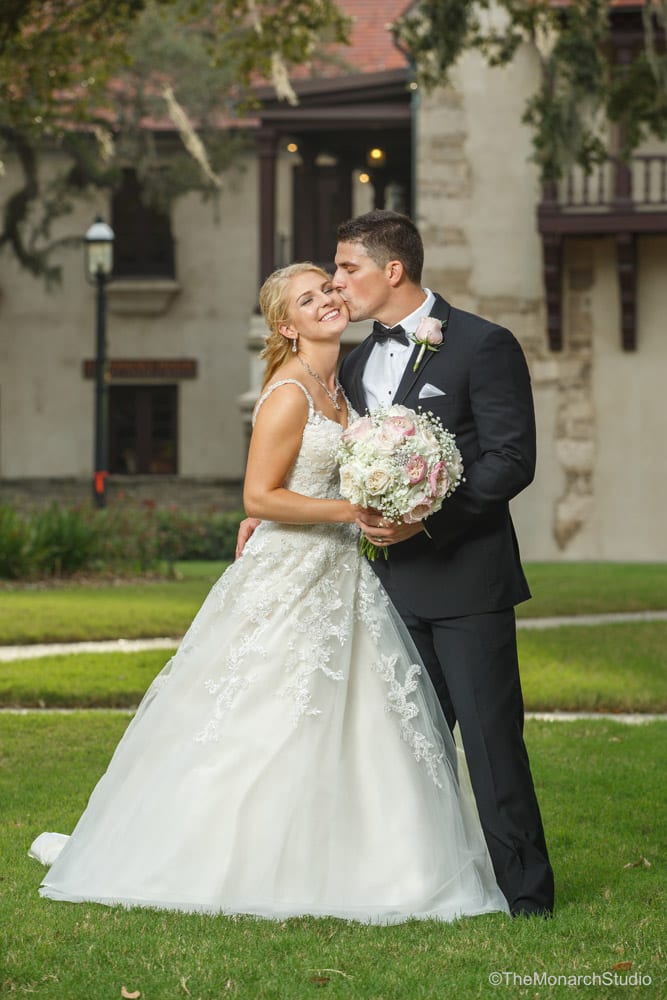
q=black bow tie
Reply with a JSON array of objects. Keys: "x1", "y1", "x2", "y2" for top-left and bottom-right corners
[{"x1": 371, "y1": 321, "x2": 410, "y2": 346}]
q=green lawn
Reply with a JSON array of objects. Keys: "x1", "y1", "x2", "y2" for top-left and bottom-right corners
[
  {"x1": 0, "y1": 562, "x2": 665, "y2": 646},
  {"x1": 519, "y1": 561, "x2": 667, "y2": 618},
  {"x1": 0, "y1": 648, "x2": 171, "y2": 708},
  {"x1": 2, "y1": 621, "x2": 666, "y2": 712},
  {"x1": 517, "y1": 621, "x2": 667, "y2": 713},
  {"x1": 0, "y1": 561, "x2": 227, "y2": 644},
  {"x1": 1, "y1": 713, "x2": 664, "y2": 1000},
  {"x1": 1, "y1": 561, "x2": 664, "y2": 998}
]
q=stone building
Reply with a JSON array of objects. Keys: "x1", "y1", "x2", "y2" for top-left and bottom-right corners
[{"x1": 1, "y1": 1, "x2": 665, "y2": 560}]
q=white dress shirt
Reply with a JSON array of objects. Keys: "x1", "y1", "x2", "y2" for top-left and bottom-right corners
[{"x1": 362, "y1": 289, "x2": 436, "y2": 412}]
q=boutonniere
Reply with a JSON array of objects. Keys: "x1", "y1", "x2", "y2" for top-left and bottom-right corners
[{"x1": 411, "y1": 316, "x2": 446, "y2": 372}]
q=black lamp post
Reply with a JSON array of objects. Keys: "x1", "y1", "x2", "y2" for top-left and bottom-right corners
[{"x1": 85, "y1": 217, "x2": 115, "y2": 509}]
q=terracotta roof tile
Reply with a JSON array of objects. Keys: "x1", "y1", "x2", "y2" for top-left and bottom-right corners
[
  {"x1": 309, "y1": 0, "x2": 411, "y2": 77},
  {"x1": 330, "y1": 0, "x2": 647, "y2": 79}
]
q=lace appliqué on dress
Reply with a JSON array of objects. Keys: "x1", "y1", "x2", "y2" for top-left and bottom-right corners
[
  {"x1": 194, "y1": 390, "x2": 357, "y2": 739},
  {"x1": 354, "y1": 561, "x2": 390, "y2": 640},
  {"x1": 278, "y1": 561, "x2": 353, "y2": 725},
  {"x1": 373, "y1": 654, "x2": 445, "y2": 788}
]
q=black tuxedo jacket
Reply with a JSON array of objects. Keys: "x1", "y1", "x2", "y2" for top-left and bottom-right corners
[{"x1": 338, "y1": 293, "x2": 535, "y2": 619}]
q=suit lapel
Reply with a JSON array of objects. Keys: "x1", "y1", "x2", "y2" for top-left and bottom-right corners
[
  {"x1": 343, "y1": 336, "x2": 375, "y2": 414},
  {"x1": 393, "y1": 295, "x2": 452, "y2": 405}
]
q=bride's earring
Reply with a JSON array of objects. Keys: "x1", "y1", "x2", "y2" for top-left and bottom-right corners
[{"x1": 292, "y1": 335, "x2": 298, "y2": 353}]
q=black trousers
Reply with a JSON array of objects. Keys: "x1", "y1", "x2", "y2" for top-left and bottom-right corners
[{"x1": 393, "y1": 600, "x2": 555, "y2": 915}]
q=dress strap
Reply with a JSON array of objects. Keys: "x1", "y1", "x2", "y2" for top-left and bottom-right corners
[{"x1": 252, "y1": 379, "x2": 315, "y2": 426}]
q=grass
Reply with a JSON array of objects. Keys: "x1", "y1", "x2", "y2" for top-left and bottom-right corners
[
  {"x1": 517, "y1": 621, "x2": 667, "y2": 713},
  {"x1": 0, "y1": 649, "x2": 171, "y2": 708},
  {"x1": 2, "y1": 621, "x2": 666, "y2": 712},
  {"x1": 1, "y1": 562, "x2": 664, "y2": 996},
  {"x1": 0, "y1": 561, "x2": 227, "y2": 644},
  {"x1": 0, "y1": 562, "x2": 665, "y2": 646},
  {"x1": 1, "y1": 713, "x2": 664, "y2": 999},
  {"x1": 519, "y1": 562, "x2": 667, "y2": 618}
]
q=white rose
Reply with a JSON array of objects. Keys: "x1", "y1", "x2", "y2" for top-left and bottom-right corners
[
  {"x1": 365, "y1": 465, "x2": 392, "y2": 495},
  {"x1": 340, "y1": 464, "x2": 364, "y2": 502}
]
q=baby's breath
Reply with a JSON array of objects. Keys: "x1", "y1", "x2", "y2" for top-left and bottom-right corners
[{"x1": 336, "y1": 405, "x2": 464, "y2": 559}]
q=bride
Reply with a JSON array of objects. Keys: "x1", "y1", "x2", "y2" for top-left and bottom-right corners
[{"x1": 30, "y1": 263, "x2": 509, "y2": 923}]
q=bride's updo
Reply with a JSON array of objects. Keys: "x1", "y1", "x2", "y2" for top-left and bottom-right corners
[{"x1": 258, "y1": 262, "x2": 331, "y2": 388}]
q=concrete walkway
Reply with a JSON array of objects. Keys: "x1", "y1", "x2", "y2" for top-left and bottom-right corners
[
  {"x1": 1, "y1": 610, "x2": 665, "y2": 723},
  {"x1": 1, "y1": 706, "x2": 663, "y2": 722},
  {"x1": 0, "y1": 637, "x2": 178, "y2": 662},
  {"x1": 517, "y1": 610, "x2": 667, "y2": 628},
  {"x1": 1, "y1": 610, "x2": 666, "y2": 663}
]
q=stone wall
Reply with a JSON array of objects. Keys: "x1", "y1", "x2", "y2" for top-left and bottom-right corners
[
  {"x1": 416, "y1": 50, "x2": 667, "y2": 560},
  {"x1": 0, "y1": 477, "x2": 243, "y2": 513}
]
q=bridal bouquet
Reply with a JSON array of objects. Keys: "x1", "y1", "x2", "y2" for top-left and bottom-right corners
[{"x1": 335, "y1": 404, "x2": 464, "y2": 559}]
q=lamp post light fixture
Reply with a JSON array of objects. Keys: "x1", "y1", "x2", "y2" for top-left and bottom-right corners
[{"x1": 85, "y1": 217, "x2": 115, "y2": 509}]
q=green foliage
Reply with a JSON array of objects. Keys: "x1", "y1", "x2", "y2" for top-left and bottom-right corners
[
  {"x1": 392, "y1": 0, "x2": 667, "y2": 180},
  {"x1": 0, "y1": 505, "x2": 31, "y2": 578},
  {"x1": 0, "y1": 504, "x2": 99, "y2": 578},
  {"x1": 28, "y1": 505, "x2": 99, "y2": 577},
  {"x1": 209, "y1": 0, "x2": 351, "y2": 103},
  {"x1": 0, "y1": 0, "x2": 351, "y2": 280},
  {"x1": 0, "y1": 502, "x2": 244, "y2": 579},
  {"x1": 608, "y1": 51, "x2": 667, "y2": 156},
  {"x1": 0, "y1": 1, "x2": 158, "y2": 127},
  {"x1": 153, "y1": 505, "x2": 245, "y2": 562}
]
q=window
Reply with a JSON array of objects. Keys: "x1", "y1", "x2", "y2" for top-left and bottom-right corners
[
  {"x1": 109, "y1": 385, "x2": 178, "y2": 475},
  {"x1": 111, "y1": 169, "x2": 175, "y2": 278}
]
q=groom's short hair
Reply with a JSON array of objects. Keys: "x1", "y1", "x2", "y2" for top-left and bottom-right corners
[{"x1": 337, "y1": 210, "x2": 424, "y2": 285}]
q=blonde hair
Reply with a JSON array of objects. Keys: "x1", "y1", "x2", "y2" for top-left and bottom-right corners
[{"x1": 258, "y1": 262, "x2": 331, "y2": 388}]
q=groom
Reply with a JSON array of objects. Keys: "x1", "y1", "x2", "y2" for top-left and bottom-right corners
[
  {"x1": 237, "y1": 210, "x2": 554, "y2": 917},
  {"x1": 332, "y1": 210, "x2": 553, "y2": 917}
]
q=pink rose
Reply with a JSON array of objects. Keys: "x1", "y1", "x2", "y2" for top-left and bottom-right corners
[
  {"x1": 383, "y1": 415, "x2": 416, "y2": 438},
  {"x1": 405, "y1": 454, "x2": 428, "y2": 484},
  {"x1": 403, "y1": 500, "x2": 434, "y2": 524},
  {"x1": 428, "y1": 460, "x2": 450, "y2": 498},
  {"x1": 411, "y1": 317, "x2": 444, "y2": 372},
  {"x1": 375, "y1": 423, "x2": 409, "y2": 453},
  {"x1": 341, "y1": 415, "x2": 373, "y2": 443},
  {"x1": 414, "y1": 316, "x2": 444, "y2": 346}
]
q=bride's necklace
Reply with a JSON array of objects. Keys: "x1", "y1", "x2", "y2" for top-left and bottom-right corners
[{"x1": 296, "y1": 355, "x2": 342, "y2": 411}]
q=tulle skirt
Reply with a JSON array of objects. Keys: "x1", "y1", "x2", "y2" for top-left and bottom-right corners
[{"x1": 30, "y1": 521, "x2": 509, "y2": 923}]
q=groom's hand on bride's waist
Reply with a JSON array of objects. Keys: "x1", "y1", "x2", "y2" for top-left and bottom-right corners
[{"x1": 235, "y1": 517, "x2": 261, "y2": 559}]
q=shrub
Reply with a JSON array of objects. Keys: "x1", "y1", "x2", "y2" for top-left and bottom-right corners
[
  {"x1": 29, "y1": 504, "x2": 99, "y2": 576},
  {"x1": 0, "y1": 502, "x2": 245, "y2": 579},
  {"x1": 0, "y1": 505, "x2": 32, "y2": 578},
  {"x1": 93, "y1": 503, "x2": 161, "y2": 573},
  {"x1": 154, "y1": 507, "x2": 244, "y2": 562}
]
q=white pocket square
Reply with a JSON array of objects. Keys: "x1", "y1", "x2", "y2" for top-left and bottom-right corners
[{"x1": 418, "y1": 383, "x2": 446, "y2": 399}]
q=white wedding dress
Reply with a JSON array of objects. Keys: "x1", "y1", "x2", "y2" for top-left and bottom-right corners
[{"x1": 30, "y1": 381, "x2": 509, "y2": 923}]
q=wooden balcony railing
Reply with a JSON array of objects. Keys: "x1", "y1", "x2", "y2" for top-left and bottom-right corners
[
  {"x1": 537, "y1": 154, "x2": 667, "y2": 350},
  {"x1": 540, "y1": 155, "x2": 667, "y2": 223}
]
